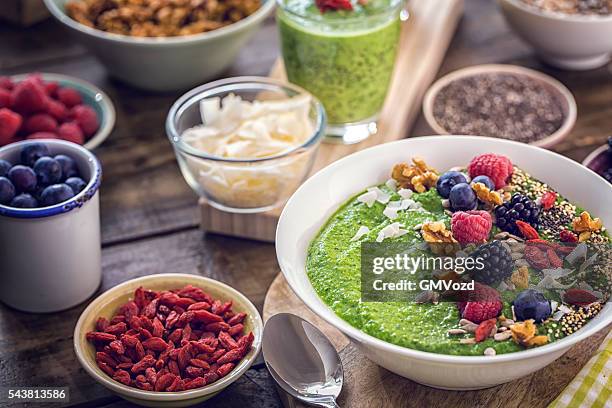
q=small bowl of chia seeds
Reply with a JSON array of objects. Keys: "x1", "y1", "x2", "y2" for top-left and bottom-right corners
[{"x1": 423, "y1": 64, "x2": 577, "y2": 148}]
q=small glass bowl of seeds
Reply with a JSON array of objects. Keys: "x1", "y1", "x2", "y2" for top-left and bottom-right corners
[{"x1": 423, "y1": 64, "x2": 577, "y2": 148}]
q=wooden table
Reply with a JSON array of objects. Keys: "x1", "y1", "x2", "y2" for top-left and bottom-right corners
[{"x1": 0, "y1": 1, "x2": 610, "y2": 407}]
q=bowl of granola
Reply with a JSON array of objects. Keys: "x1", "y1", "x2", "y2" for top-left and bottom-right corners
[
  {"x1": 43, "y1": 0, "x2": 275, "y2": 91},
  {"x1": 276, "y1": 135, "x2": 612, "y2": 389},
  {"x1": 498, "y1": 0, "x2": 612, "y2": 70}
]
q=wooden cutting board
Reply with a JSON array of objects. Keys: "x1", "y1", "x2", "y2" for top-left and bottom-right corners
[
  {"x1": 200, "y1": 0, "x2": 464, "y2": 241},
  {"x1": 262, "y1": 273, "x2": 611, "y2": 408}
]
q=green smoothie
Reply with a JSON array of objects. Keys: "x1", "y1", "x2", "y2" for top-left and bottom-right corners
[{"x1": 277, "y1": 0, "x2": 402, "y2": 125}]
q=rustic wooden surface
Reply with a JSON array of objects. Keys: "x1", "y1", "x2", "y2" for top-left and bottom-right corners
[
  {"x1": 263, "y1": 274, "x2": 612, "y2": 408},
  {"x1": 200, "y1": 0, "x2": 464, "y2": 241},
  {"x1": 0, "y1": 0, "x2": 611, "y2": 407}
]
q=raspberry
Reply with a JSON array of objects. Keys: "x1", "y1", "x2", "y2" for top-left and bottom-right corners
[
  {"x1": 0, "y1": 76, "x2": 14, "y2": 90},
  {"x1": 24, "y1": 113, "x2": 58, "y2": 134},
  {"x1": 457, "y1": 283, "x2": 503, "y2": 324},
  {"x1": 47, "y1": 100, "x2": 68, "y2": 121},
  {"x1": 0, "y1": 89, "x2": 11, "y2": 108},
  {"x1": 451, "y1": 210, "x2": 492, "y2": 244},
  {"x1": 45, "y1": 81, "x2": 59, "y2": 97},
  {"x1": 11, "y1": 78, "x2": 49, "y2": 114},
  {"x1": 70, "y1": 104, "x2": 99, "y2": 136},
  {"x1": 57, "y1": 87, "x2": 83, "y2": 108},
  {"x1": 58, "y1": 122, "x2": 84, "y2": 144},
  {"x1": 0, "y1": 108, "x2": 23, "y2": 145},
  {"x1": 539, "y1": 191, "x2": 557, "y2": 210},
  {"x1": 27, "y1": 131, "x2": 59, "y2": 140},
  {"x1": 468, "y1": 153, "x2": 513, "y2": 190}
]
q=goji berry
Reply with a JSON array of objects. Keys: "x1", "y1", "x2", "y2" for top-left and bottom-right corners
[
  {"x1": 474, "y1": 318, "x2": 497, "y2": 343},
  {"x1": 540, "y1": 191, "x2": 557, "y2": 210},
  {"x1": 559, "y1": 230, "x2": 578, "y2": 243},
  {"x1": 524, "y1": 245, "x2": 550, "y2": 270},
  {"x1": 547, "y1": 248, "x2": 564, "y2": 268},
  {"x1": 516, "y1": 220, "x2": 539, "y2": 240}
]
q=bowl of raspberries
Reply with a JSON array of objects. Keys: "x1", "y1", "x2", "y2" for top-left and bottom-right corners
[
  {"x1": 0, "y1": 73, "x2": 115, "y2": 150},
  {"x1": 74, "y1": 274, "x2": 263, "y2": 407},
  {"x1": 583, "y1": 136, "x2": 612, "y2": 184}
]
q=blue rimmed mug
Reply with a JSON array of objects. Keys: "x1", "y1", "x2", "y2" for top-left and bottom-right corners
[{"x1": 0, "y1": 140, "x2": 102, "y2": 313}]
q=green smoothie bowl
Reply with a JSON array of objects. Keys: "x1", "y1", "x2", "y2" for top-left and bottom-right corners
[{"x1": 276, "y1": 136, "x2": 611, "y2": 389}]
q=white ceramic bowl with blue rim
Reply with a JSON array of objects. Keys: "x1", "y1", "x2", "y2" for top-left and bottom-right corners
[
  {"x1": 43, "y1": 0, "x2": 276, "y2": 91},
  {"x1": 0, "y1": 139, "x2": 103, "y2": 313},
  {"x1": 276, "y1": 135, "x2": 612, "y2": 390},
  {"x1": 10, "y1": 72, "x2": 116, "y2": 150}
]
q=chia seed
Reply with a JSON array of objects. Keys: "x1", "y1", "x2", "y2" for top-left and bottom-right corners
[
  {"x1": 521, "y1": 0, "x2": 612, "y2": 15},
  {"x1": 432, "y1": 73, "x2": 566, "y2": 143}
]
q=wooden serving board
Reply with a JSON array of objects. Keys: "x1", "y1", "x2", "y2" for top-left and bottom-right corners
[
  {"x1": 200, "y1": 0, "x2": 464, "y2": 241},
  {"x1": 263, "y1": 273, "x2": 612, "y2": 408}
]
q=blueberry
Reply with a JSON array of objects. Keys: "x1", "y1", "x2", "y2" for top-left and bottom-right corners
[
  {"x1": 449, "y1": 183, "x2": 477, "y2": 211},
  {"x1": 0, "y1": 177, "x2": 16, "y2": 204},
  {"x1": 10, "y1": 193, "x2": 38, "y2": 208},
  {"x1": 40, "y1": 184, "x2": 75, "y2": 206},
  {"x1": 33, "y1": 157, "x2": 63, "y2": 186},
  {"x1": 0, "y1": 159, "x2": 11, "y2": 177},
  {"x1": 21, "y1": 143, "x2": 50, "y2": 167},
  {"x1": 436, "y1": 171, "x2": 468, "y2": 198},
  {"x1": 471, "y1": 175, "x2": 495, "y2": 191},
  {"x1": 8, "y1": 165, "x2": 37, "y2": 192},
  {"x1": 513, "y1": 289, "x2": 551, "y2": 323},
  {"x1": 65, "y1": 177, "x2": 87, "y2": 194},
  {"x1": 55, "y1": 154, "x2": 79, "y2": 180}
]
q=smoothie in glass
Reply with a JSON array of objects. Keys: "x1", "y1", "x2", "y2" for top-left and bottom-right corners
[{"x1": 277, "y1": 0, "x2": 403, "y2": 143}]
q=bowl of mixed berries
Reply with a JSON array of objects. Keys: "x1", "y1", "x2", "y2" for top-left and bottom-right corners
[
  {"x1": 0, "y1": 73, "x2": 115, "y2": 150},
  {"x1": 0, "y1": 140, "x2": 102, "y2": 313}
]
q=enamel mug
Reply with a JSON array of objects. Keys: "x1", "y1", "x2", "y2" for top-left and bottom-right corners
[{"x1": 0, "y1": 140, "x2": 102, "y2": 313}]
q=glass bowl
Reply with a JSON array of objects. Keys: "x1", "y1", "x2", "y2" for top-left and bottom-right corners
[{"x1": 166, "y1": 77, "x2": 326, "y2": 213}]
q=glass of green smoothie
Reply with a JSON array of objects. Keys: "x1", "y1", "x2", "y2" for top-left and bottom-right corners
[{"x1": 277, "y1": 0, "x2": 404, "y2": 144}]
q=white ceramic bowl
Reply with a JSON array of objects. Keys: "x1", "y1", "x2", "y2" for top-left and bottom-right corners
[
  {"x1": 43, "y1": 0, "x2": 276, "y2": 91},
  {"x1": 498, "y1": 0, "x2": 612, "y2": 70},
  {"x1": 74, "y1": 274, "x2": 263, "y2": 407},
  {"x1": 276, "y1": 136, "x2": 612, "y2": 390},
  {"x1": 422, "y1": 64, "x2": 577, "y2": 149}
]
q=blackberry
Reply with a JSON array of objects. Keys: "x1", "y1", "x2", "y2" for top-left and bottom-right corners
[
  {"x1": 494, "y1": 193, "x2": 540, "y2": 236},
  {"x1": 465, "y1": 241, "x2": 513, "y2": 286}
]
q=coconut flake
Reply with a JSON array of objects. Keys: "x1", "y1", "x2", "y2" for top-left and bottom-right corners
[
  {"x1": 551, "y1": 310, "x2": 565, "y2": 321},
  {"x1": 536, "y1": 275, "x2": 576, "y2": 290},
  {"x1": 368, "y1": 187, "x2": 390, "y2": 204},
  {"x1": 350, "y1": 226, "x2": 370, "y2": 242},
  {"x1": 542, "y1": 268, "x2": 574, "y2": 279},
  {"x1": 566, "y1": 243, "x2": 587, "y2": 265},
  {"x1": 383, "y1": 206, "x2": 399, "y2": 220},
  {"x1": 579, "y1": 253, "x2": 599, "y2": 273},
  {"x1": 357, "y1": 191, "x2": 378, "y2": 208},
  {"x1": 398, "y1": 188, "x2": 413, "y2": 199},
  {"x1": 385, "y1": 179, "x2": 398, "y2": 192}
]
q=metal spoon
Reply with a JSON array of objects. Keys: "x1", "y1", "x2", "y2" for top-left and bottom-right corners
[{"x1": 263, "y1": 313, "x2": 343, "y2": 408}]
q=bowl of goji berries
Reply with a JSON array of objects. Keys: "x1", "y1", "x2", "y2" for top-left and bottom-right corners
[
  {"x1": 1, "y1": 73, "x2": 115, "y2": 150},
  {"x1": 74, "y1": 274, "x2": 262, "y2": 407}
]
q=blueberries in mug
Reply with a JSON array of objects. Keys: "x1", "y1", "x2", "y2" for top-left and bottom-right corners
[
  {"x1": 34, "y1": 157, "x2": 63, "y2": 186},
  {"x1": 65, "y1": 177, "x2": 86, "y2": 194},
  {"x1": 0, "y1": 177, "x2": 16, "y2": 204},
  {"x1": 10, "y1": 193, "x2": 38, "y2": 208},
  {"x1": 8, "y1": 165, "x2": 37, "y2": 193},
  {"x1": 54, "y1": 154, "x2": 78, "y2": 180},
  {"x1": 0, "y1": 159, "x2": 11, "y2": 177},
  {"x1": 40, "y1": 184, "x2": 75, "y2": 206},
  {"x1": 21, "y1": 143, "x2": 50, "y2": 167}
]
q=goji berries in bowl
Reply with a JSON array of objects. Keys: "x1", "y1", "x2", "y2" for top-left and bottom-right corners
[
  {"x1": 3, "y1": 73, "x2": 116, "y2": 150},
  {"x1": 74, "y1": 274, "x2": 263, "y2": 407}
]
